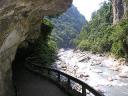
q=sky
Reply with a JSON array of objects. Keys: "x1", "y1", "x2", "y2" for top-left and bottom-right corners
[{"x1": 73, "y1": 0, "x2": 108, "y2": 21}]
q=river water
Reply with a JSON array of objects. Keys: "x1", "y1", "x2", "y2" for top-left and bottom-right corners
[{"x1": 52, "y1": 49, "x2": 128, "y2": 96}]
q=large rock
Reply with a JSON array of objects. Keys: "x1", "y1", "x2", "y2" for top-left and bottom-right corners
[
  {"x1": 112, "y1": 0, "x2": 128, "y2": 24},
  {"x1": 0, "y1": 0, "x2": 72, "y2": 96}
]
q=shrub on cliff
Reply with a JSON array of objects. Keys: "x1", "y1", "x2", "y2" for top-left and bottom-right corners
[
  {"x1": 110, "y1": 19, "x2": 128, "y2": 58},
  {"x1": 75, "y1": 1, "x2": 113, "y2": 53},
  {"x1": 26, "y1": 18, "x2": 57, "y2": 66}
]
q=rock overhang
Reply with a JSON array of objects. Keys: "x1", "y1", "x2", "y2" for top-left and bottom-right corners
[{"x1": 0, "y1": 0, "x2": 73, "y2": 96}]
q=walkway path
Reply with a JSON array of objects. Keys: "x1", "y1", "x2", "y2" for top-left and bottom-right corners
[{"x1": 13, "y1": 64, "x2": 68, "y2": 96}]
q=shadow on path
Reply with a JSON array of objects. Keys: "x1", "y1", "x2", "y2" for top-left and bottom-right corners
[{"x1": 12, "y1": 63, "x2": 68, "y2": 96}]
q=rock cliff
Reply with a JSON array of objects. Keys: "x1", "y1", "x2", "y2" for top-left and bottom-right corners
[
  {"x1": 112, "y1": 0, "x2": 128, "y2": 24},
  {"x1": 0, "y1": 0, "x2": 72, "y2": 96},
  {"x1": 49, "y1": 5, "x2": 86, "y2": 48}
]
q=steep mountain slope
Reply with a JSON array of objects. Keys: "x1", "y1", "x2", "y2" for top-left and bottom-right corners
[
  {"x1": 48, "y1": 5, "x2": 86, "y2": 48},
  {"x1": 76, "y1": 1, "x2": 128, "y2": 58}
]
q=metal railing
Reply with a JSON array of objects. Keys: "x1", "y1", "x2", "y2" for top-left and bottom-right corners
[{"x1": 25, "y1": 63, "x2": 104, "y2": 96}]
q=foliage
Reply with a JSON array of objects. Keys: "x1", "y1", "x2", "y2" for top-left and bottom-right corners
[
  {"x1": 76, "y1": 1, "x2": 128, "y2": 58},
  {"x1": 110, "y1": 19, "x2": 128, "y2": 57},
  {"x1": 76, "y1": 1, "x2": 113, "y2": 53},
  {"x1": 41, "y1": 18, "x2": 53, "y2": 28},
  {"x1": 25, "y1": 19, "x2": 57, "y2": 66},
  {"x1": 34, "y1": 39, "x2": 57, "y2": 65},
  {"x1": 46, "y1": 5, "x2": 86, "y2": 48}
]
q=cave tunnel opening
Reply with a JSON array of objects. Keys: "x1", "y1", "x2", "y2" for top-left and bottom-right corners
[
  {"x1": 11, "y1": 20, "x2": 54, "y2": 96},
  {"x1": 11, "y1": 42, "x2": 35, "y2": 95},
  {"x1": 12, "y1": 42, "x2": 33, "y2": 76}
]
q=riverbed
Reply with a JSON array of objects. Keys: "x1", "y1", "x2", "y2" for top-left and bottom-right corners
[{"x1": 52, "y1": 49, "x2": 128, "y2": 96}]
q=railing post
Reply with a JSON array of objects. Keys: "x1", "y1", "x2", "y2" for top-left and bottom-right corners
[
  {"x1": 27, "y1": 66, "x2": 103, "y2": 96},
  {"x1": 57, "y1": 72, "x2": 61, "y2": 82},
  {"x1": 68, "y1": 78, "x2": 71, "y2": 89},
  {"x1": 82, "y1": 85, "x2": 86, "y2": 96}
]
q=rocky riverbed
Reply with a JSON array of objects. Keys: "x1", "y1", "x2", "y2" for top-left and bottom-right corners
[{"x1": 52, "y1": 49, "x2": 128, "y2": 96}]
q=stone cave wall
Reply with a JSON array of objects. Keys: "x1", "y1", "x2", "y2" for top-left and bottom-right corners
[{"x1": 0, "y1": 0, "x2": 72, "y2": 96}]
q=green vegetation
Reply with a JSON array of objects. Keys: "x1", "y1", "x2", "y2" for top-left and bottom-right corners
[
  {"x1": 25, "y1": 6, "x2": 85, "y2": 66},
  {"x1": 75, "y1": 1, "x2": 128, "y2": 58},
  {"x1": 26, "y1": 18, "x2": 57, "y2": 66},
  {"x1": 76, "y1": 2, "x2": 113, "y2": 52},
  {"x1": 41, "y1": 18, "x2": 53, "y2": 28},
  {"x1": 111, "y1": 19, "x2": 128, "y2": 57},
  {"x1": 47, "y1": 5, "x2": 86, "y2": 48}
]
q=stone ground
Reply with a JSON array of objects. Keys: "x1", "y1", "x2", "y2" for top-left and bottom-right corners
[
  {"x1": 13, "y1": 64, "x2": 68, "y2": 96},
  {"x1": 52, "y1": 49, "x2": 128, "y2": 96}
]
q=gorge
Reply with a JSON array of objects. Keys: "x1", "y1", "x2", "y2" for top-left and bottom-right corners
[{"x1": 0, "y1": 0, "x2": 128, "y2": 96}]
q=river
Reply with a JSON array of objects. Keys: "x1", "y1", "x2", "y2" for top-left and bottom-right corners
[{"x1": 52, "y1": 49, "x2": 128, "y2": 96}]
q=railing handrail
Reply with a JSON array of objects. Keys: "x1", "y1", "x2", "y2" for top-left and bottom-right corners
[{"x1": 26, "y1": 63, "x2": 104, "y2": 96}]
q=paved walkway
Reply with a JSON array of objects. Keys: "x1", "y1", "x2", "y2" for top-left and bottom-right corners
[{"x1": 13, "y1": 64, "x2": 68, "y2": 96}]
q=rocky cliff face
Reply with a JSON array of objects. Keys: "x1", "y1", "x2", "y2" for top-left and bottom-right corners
[
  {"x1": 112, "y1": 0, "x2": 128, "y2": 24},
  {"x1": 0, "y1": 0, "x2": 72, "y2": 96},
  {"x1": 49, "y1": 5, "x2": 86, "y2": 48}
]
